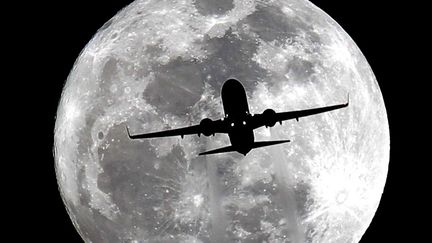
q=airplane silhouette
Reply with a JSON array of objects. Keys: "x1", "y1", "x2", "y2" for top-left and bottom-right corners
[{"x1": 127, "y1": 79, "x2": 348, "y2": 156}]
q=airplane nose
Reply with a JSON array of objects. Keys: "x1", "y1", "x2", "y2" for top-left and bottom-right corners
[
  {"x1": 226, "y1": 78, "x2": 240, "y2": 84},
  {"x1": 223, "y1": 78, "x2": 242, "y2": 90}
]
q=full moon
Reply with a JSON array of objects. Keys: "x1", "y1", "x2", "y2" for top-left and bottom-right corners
[{"x1": 54, "y1": 0, "x2": 389, "y2": 242}]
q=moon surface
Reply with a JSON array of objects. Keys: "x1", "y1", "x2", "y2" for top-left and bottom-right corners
[{"x1": 54, "y1": 0, "x2": 389, "y2": 242}]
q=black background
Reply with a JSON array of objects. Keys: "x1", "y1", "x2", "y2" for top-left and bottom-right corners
[{"x1": 14, "y1": 0, "x2": 420, "y2": 242}]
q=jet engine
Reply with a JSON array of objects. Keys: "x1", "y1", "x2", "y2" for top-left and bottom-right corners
[
  {"x1": 199, "y1": 118, "x2": 214, "y2": 136},
  {"x1": 263, "y1": 109, "x2": 277, "y2": 127}
]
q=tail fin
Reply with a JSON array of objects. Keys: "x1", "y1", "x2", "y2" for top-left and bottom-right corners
[
  {"x1": 199, "y1": 145, "x2": 236, "y2": 156},
  {"x1": 251, "y1": 140, "x2": 290, "y2": 149}
]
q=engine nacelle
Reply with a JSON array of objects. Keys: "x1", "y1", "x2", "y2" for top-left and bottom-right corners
[
  {"x1": 199, "y1": 118, "x2": 214, "y2": 136},
  {"x1": 263, "y1": 109, "x2": 276, "y2": 127}
]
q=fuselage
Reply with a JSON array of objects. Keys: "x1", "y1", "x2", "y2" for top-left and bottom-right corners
[{"x1": 221, "y1": 79, "x2": 254, "y2": 155}]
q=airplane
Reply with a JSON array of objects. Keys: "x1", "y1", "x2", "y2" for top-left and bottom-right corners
[{"x1": 126, "y1": 78, "x2": 348, "y2": 156}]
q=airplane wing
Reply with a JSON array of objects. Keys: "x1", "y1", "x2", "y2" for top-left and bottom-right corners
[
  {"x1": 250, "y1": 96, "x2": 349, "y2": 130},
  {"x1": 126, "y1": 118, "x2": 227, "y2": 139}
]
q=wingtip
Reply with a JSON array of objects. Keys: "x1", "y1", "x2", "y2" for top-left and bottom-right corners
[
  {"x1": 125, "y1": 126, "x2": 132, "y2": 138},
  {"x1": 346, "y1": 93, "x2": 350, "y2": 106},
  {"x1": 198, "y1": 151, "x2": 209, "y2": 156}
]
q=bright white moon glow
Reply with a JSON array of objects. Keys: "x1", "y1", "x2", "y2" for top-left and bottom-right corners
[{"x1": 54, "y1": 0, "x2": 389, "y2": 242}]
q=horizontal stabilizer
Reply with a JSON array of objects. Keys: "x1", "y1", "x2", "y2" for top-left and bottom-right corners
[
  {"x1": 199, "y1": 145, "x2": 236, "y2": 156},
  {"x1": 251, "y1": 140, "x2": 290, "y2": 149},
  {"x1": 199, "y1": 140, "x2": 290, "y2": 156}
]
